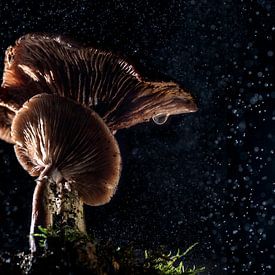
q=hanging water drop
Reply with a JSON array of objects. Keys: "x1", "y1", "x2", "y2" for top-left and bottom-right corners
[{"x1": 152, "y1": 113, "x2": 169, "y2": 125}]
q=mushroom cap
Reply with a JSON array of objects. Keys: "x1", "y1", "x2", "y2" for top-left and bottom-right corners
[
  {"x1": 11, "y1": 94, "x2": 121, "y2": 206},
  {"x1": 1, "y1": 33, "x2": 197, "y2": 140}
]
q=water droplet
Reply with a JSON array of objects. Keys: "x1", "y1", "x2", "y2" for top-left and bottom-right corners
[{"x1": 152, "y1": 113, "x2": 169, "y2": 125}]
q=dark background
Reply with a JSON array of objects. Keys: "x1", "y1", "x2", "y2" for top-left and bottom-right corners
[{"x1": 0, "y1": 0, "x2": 274, "y2": 274}]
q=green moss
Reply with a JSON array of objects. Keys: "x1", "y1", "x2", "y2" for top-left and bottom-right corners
[
  {"x1": 144, "y1": 243, "x2": 205, "y2": 274},
  {"x1": 33, "y1": 225, "x2": 90, "y2": 248},
  {"x1": 33, "y1": 227, "x2": 205, "y2": 275}
]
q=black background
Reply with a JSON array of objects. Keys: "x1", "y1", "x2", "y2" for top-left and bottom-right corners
[{"x1": 0, "y1": 0, "x2": 274, "y2": 274}]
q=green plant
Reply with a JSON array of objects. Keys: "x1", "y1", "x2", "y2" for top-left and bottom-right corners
[
  {"x1": 145, "y1": 243, "x2": 205, "y2": 275},
  {"x1": 33, "y1": 225, "x2": 91, "y2": 248},
  {"x1": 33, "y1": 226, "x2": 52, "y2": 248}
]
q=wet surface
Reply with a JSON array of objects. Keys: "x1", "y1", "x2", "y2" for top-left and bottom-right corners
[{"x1": 0, "y1": 0, "x2": 274, "y2": 274}]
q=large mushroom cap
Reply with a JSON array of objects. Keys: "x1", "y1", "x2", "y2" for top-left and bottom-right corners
[
  {"x1": 11, "y1": 94, "x2": 121, "y2": 206},
  {"x1": 1, "y1": 33, "x2": 197, "y2": 141}
]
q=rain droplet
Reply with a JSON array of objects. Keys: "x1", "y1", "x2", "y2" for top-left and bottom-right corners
[{"x1": 152, "y1": 113, "x2": 169, "y2": 125}]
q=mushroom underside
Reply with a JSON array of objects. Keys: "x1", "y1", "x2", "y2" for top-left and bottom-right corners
[
  {"x1": 0, "y1": 33, "x2": 198, "y2": 141},
  {"x1": 0, "y1": 106, "x2": 15, "y2": 143}
]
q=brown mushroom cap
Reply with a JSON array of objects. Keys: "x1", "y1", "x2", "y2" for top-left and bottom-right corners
[
  {"x1": 11, "y1": 94, "x2": 121, "y2": 206},
  {"x1": 1, "y1": 33, "x2": 197, "y2": 140}
]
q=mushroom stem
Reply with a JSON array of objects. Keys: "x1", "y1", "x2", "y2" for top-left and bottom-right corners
[
  {"x1": 30, "y1": 173, "x2": 86, "y2": 253},
  {"x1": 29, "y1": 178, "x2": 51, "y2": 252}
]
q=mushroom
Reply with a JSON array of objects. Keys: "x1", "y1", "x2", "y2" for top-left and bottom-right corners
[
  {"x1": 11, "y1": 93, "x2": 121, "y2": 252},
  {"x1": 1, "y1": 34, "x2": 198, "y2": 252},
  {"x1": 0, "y1": 33, "x2": 197, "y2": 142}
]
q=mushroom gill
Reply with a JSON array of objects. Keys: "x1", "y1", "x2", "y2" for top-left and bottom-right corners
[
  {"x1": 0, "y1": 105, "x2": 15, "y2": 143},
  {"x1": 0, "y1": 33, "x2": 197, "y2": 143},
  {"x1": 11, "y1": 93, "x2": 121, "y2": 252}
]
